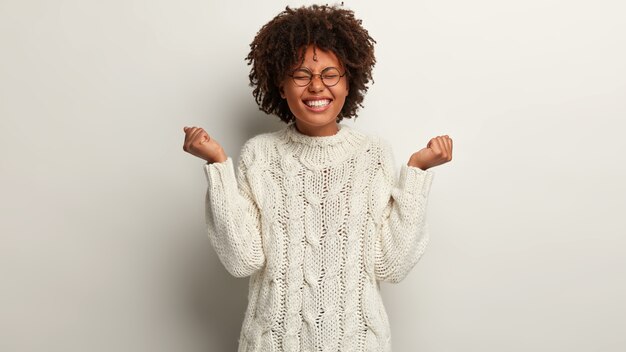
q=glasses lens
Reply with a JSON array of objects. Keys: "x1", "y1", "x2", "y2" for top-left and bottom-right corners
[
  {"x1": 321, "y1": 67, "x2": 341, "y2": 87},
  {"x1": 292, "y1": 69, "x2": 311, "y2": 87},
  {"x1": 291, "y1": 67, "x2": 343, "y2": 87}
]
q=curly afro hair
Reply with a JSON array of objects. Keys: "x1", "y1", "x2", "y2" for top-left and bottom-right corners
[{"x1": 245, "y1": 4, "x2": 376, "y2": 124}]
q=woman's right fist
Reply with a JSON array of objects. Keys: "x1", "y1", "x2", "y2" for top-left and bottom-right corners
[{"x1": 182, "y1": 126, "x2": 228, "y2": 163}]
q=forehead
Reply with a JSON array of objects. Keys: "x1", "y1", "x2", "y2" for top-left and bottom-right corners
[{"x1": 294, "y1": 45, "x2": 343, "y2": 69}]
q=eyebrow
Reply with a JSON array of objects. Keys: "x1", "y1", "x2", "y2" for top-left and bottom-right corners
[{"x1": 294, "y1": 66, "x2": 339, "y2": 72}]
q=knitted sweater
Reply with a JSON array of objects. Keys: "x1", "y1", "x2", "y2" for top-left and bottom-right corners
[{"x1": 203, "y1": 122, "x2": 434, "y2": 352}]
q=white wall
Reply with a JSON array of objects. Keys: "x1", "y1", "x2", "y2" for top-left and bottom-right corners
[{"x1": 1, "y1": 0, "x2": 624, "y2": 351}]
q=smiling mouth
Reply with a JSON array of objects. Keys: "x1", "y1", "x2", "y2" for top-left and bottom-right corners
[{"x1": 304, "y1": 99, "x2": 332, "y2": 108}]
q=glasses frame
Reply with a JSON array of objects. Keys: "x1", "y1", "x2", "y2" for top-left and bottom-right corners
[{"x1": 287, "y1": 67, "x2": 347, "y2": 88}]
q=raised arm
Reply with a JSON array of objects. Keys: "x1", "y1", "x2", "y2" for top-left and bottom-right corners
[
  {"x1": 183, "y1": 126, "x2": 265, "y2": 277},
  {"x1": 372, "y1": 140, "x2": 434, "y2": 283},
  {"x1": 203, "y1": 142, "x2": 265, "y2": 277}
]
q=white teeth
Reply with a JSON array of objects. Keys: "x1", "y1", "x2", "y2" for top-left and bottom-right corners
[{"x1": 305, "y1": 99, "x2": 330, "y2": 107}]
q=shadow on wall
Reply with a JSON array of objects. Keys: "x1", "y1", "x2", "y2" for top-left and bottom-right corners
[{"x1": 189, "y1": 246, "x2": 249, "y2": 350}]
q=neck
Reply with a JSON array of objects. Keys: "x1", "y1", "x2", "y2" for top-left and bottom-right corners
[{"x1": 294, "y1": 120, "x2": 339, "y2": 137}]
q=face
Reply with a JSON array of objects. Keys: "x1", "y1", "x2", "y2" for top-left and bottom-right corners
[{"x1": 279, "y1": 45, "x2": 349, "y2": 136}]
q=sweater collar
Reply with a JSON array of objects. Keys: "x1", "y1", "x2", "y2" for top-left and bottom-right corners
[{"x1": 277, "y1": 122, "x2": 368, "y2": 170}]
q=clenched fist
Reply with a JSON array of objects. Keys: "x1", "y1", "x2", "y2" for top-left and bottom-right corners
[
  {"x1": 407, "y1": 135, "x2": 453, "y2": 170},
  {"x1": 182, "y1": 126, "x2": 228, "y2": 163}
]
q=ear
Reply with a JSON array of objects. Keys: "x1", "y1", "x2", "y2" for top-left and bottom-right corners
[{"x1": 279, "y1": 85, "x2": 286, "y2": 99}]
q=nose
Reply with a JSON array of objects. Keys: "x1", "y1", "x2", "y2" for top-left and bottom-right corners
[{"x1": 308, "y1": 75, "x2": 325, "y2": 92}]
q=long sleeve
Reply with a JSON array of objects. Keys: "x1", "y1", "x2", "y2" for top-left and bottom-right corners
[
  {"x1": 372, "y1": 140, "x2": 434, "y2": 283},
  {"x1": 203, "y1": 145, "x2": 265, "y2": 278}
]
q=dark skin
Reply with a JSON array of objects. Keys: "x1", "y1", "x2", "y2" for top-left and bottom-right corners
[
  {"x1": 245, "y1": 5, "x2": 378, "y2": 123},
  {"x1": 408, "y1": 136, "x2": 453, "y2": 170},
  {"x1": 182, "y1": 126, "x2": 227, "y2": 164}
]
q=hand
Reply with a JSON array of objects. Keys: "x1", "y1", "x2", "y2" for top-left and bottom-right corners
[
  {"x1": 182, "y1": 126, "x2": 228, "y2": 163},
  {"x1": 407, "y1": 135, "x2": 453, "y2": 170}
]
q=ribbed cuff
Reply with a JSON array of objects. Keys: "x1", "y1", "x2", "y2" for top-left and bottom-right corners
[
  {"x1": 203, "y1": 157, "x2": 234, "y2": 186},
  {"x1": 398, "y1": 164, "x2": 434, "y2": 197}
]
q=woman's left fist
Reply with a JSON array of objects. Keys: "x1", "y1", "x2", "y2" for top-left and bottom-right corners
[{"x1": 408, "y1": 135, "x2": 453, "y2": 170}]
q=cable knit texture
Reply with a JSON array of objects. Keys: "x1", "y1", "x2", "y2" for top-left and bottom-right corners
[{"x1": 203, "y1": 122, "x2": 434, "y2": 352}]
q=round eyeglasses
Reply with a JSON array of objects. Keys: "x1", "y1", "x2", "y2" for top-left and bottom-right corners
[{"x1": 288, "y1": 67, "x2": 347, "y2": 87}]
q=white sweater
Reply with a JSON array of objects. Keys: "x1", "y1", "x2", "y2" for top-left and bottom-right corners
[{"x1": 203, "y1": 122, "x2": 434, "y2": 352}]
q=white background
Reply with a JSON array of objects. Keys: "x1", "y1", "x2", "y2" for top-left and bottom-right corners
[{"x1": 1, "y1": 0, "x2": 625, "y2": 351}]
